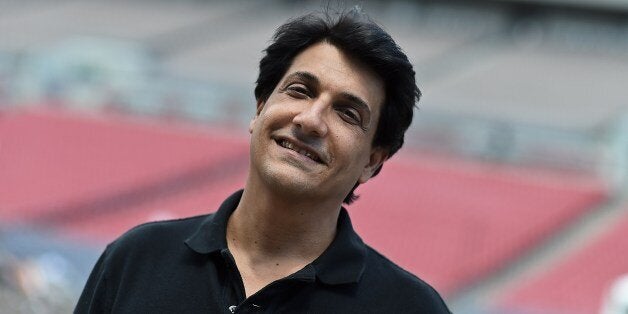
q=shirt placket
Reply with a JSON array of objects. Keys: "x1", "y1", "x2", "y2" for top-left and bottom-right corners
[
  {"x1": 220, "y1": 249, "x2": 248, "y2": 313},
  {"x1": 220, "y1": 249, "x2": 316, "y2": 313}
]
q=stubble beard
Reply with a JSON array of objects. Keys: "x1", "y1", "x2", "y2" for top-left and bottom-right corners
[{"x1": 255, "y1": 158, "x2": 322, "y2": 201}]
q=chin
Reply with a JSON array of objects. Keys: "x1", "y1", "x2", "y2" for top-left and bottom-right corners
[{"x1": 259, "y1": 164, "x2": 321, "y2": 197}]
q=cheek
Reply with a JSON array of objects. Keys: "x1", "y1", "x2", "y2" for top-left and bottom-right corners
[
  {"x1": 263, "y1": 103, "x2": 301, "y2": 128},
  {"x1": 332, "y1": 130, "x2": 372, "y2": 163}
]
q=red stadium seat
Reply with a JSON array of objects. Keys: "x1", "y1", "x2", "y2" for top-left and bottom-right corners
[
  {"x1": 350, "y1": 153, "x2": 607, "y2": 295},
  {"x1": 0, "y1": 108, "x2": 249, "y2": 224},
  {"x1": 498, "y1": 211, "x2": 628, "y2": 314}
]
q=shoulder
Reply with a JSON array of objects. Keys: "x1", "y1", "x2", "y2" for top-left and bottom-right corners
[
  {"x1": 117, "y1": 214, "x2": 208, "y2": 244},
  {"x1": 363, "y1": 245, "x2": 435, "y2": 291},
  {"x1": 361, "y1": 245, "x2": 451, "y2": 313},
  {"x1": 104, "y1": 214, "x2": 211, "y2": 263},
  {"x1": 112, "y1": 214, "x2": 208, "y2": 247},
  {"x1": 76, "y1": 214, "x2": 217, "y2": 312}
]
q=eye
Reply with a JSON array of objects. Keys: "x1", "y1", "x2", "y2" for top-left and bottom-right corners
[
  {"x1": 337, "y1": 106, "x2": 362, "y2": 125},
  {"x1": 285, "y1": 83, "x2": 310, "y2": 98}
]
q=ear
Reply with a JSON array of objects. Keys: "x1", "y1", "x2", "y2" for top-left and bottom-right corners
[
  {"x1": 358, "y1": 147, "x2": 388, "y2": 184},
  {"x1": 249, "y1": 100, "x2": 266, "y2": 134}
]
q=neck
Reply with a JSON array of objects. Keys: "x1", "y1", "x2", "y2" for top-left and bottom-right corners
[
  {"x1": 227, "y1": 185, "x2": 340, "y2": 261},
  {"x1": 225, "y1": 174, "x2": 346, "y2": 297}
]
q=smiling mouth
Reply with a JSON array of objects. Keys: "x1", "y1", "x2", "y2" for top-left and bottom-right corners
[{"x1": 276, "y1": 139, "x2": 323, "y2": 164}]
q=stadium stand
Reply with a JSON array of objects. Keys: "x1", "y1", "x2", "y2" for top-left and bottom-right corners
[
  {"x1": 0, "y1": 108, "x2": 249, "y2": 224},
  {"x1": 497, "y1": 209, "x2": 628, "y2": 314},
  {"x1": 58, "y1": 169, "x2": 248, "y2": 243},
  {"x1": 350, "y1": 154, "x2": 607, "y2": 295}
]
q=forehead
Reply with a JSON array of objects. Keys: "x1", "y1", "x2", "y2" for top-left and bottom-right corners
[{"x1": 283, "y1": 42, "x2": 385, "y2": 117}]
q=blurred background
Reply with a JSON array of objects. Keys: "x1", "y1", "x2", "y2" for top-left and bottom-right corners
[{"x1": 0, "y1": 0, "x2": 627, "y2": 313}]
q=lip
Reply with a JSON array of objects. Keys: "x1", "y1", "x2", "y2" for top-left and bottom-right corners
[{"x1": 273, "y1": 135, "x2": 327, "y2": 165}]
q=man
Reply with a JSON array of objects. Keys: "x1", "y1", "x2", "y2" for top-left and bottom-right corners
[{"x1": 76, "y1": 8, "x2": 451, "y2": 313}]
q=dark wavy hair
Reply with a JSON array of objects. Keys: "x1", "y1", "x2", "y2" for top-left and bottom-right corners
[{"x1": 255, "y1": 7, "x2": 420, "y2": 204}]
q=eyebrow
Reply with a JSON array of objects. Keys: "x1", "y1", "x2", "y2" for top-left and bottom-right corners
[
  {"x1": 284, "y1": 70, "x2": 373, "y2": 117},
  {"x1": 284, "y1": 71, "x2": 320, "y2": 86}
]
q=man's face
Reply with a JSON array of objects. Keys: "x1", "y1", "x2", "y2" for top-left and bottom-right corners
[{"x1": 249, "y1": 42, "x2": 387, "y2": 203}]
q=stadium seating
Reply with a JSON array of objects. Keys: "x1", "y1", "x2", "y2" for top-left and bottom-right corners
[
  {"x1": 498, "y1": 211, "x2": 628, "y2": 314},
  {"x1": 350, "y1": 154, "x2": 607, "y2": 294},
  {"x1": 0, "y1": 108, "x2": 249, "y2": 224}
]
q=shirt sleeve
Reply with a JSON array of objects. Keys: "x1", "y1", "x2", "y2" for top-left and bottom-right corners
[{"x1": 74, "y1": 246, "x2": 111, "y2": 314}]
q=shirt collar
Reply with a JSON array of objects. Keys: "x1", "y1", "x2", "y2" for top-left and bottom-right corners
[
  {"x1": 311, "y1": 208, "x2": 367, "y2": 285},
  {"x1": 184, "y1": 189, "x2": 367, "y2": 285},
  {"x1": 184, "y1": 190, "x2": 241, "y2": 254}
]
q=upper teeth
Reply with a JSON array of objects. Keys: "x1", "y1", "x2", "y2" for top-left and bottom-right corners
[{"x1": 280, "y1": 140, "x2": 319, "y2": 162}]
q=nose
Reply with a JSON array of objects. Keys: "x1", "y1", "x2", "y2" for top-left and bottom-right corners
[{"x1": 292, "y1": 99, "x2": 329, "y2": 137}]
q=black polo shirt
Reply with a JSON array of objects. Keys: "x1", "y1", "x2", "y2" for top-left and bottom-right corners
[{"x1": 75, "y1": 190, "x2": 450, "y2": 313}]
